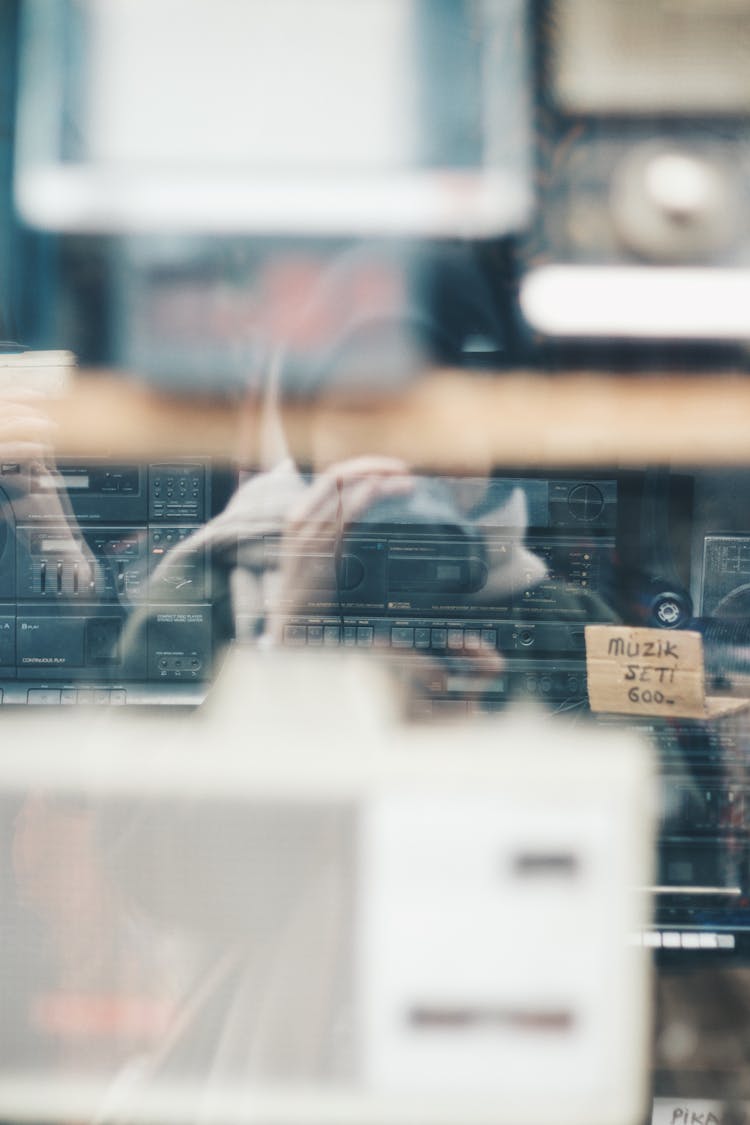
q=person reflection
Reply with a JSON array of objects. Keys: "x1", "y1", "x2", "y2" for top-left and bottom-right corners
[
  {"x1": 6, "y1": 249, "x2": 624, "y2": 1122},
  {"x1": 0, "y1": 385, "x2": 156, "y2": 1081},
  {"x1": 121, "y1": 445, "x2": 565, "y2": 716},
  {"x1": 0, "y1": 385, "x2": 103, "y2": 651},
  {"x1": 0, "y1": 385, "x2": 92, "y2": 537},
  {"x1": 120, "y1": 232, "x2": 620, "y2": 714},
  {"x1": 114, "y1": 236, "x2": 614, "y2": 714}
]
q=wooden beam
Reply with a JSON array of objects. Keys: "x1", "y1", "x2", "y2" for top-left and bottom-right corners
[{"x1": 42, "y1": 368, "x2": 750, "y2": 469}]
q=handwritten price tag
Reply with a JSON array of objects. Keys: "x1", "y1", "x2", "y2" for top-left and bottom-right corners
[
  {"x1": 585, "y1": 625, "x2": 750, "y2": 720},
  {"x1": 652, "y1": 1100, "x2": 723, "y2": 1125}
]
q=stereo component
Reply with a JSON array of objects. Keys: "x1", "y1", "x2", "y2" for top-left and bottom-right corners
[
  {"x1": 272, "y1": 474, "x2": 618, "y2": 709},
  {"x1": 267, "y1": 534, "x2": 613, "y2": 622},
  {"x1": 702, "y1": 534, "x2": 750, "y2": 617},
  {"x1": 0, "y1": 459, "x2": 217, "y2": 705},
  {"x1": 522, "y1": 0, "x2": 750, "y2": 343}
]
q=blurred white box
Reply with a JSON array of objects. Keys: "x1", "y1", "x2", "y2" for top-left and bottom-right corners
[
  {"x1": 0, "y1": 650, "x2": 653, "y2": 1125},
  {"x1": 14, "y1": 0, "x2": 530, "y2": 237}
]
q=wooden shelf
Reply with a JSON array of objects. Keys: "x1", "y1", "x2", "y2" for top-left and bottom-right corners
[{"x1": 43, "y1": 368, "x2": 750, "y2": 469}]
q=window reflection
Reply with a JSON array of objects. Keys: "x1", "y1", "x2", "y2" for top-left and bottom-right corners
[{"x1": 5, "y1": 0, "x2": 750, "y2": 1123}]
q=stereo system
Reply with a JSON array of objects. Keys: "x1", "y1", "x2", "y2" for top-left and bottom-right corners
[
  {"x1": 273, "y1": 475, "x2": 618, "y2": 711},
  {"x1": 656, "y1": 753, "x2": 750, "y2": 959},
  {"x1": 589, "y1": 713, "x2": 750, "y2": 960},
  {"x1": 520, "y1": 0, "x2": 750, "y2": 348},
  {"x1": 0, "y1": 467, "x2": 618, "y2": 709},
  {"x1": 0, "y1": 460, "x2": 216, "y2": 706},
  {"x1": 534, "y1": 0, "x2": 750, "y2": 269}
]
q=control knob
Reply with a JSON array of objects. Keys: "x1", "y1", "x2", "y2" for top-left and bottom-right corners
[
  {"x1": 611, "y1": 143, "x2": 739, "y2": 262},
  {"x1": 567, "y1": 483, "x2": 604, "y2": 522}
]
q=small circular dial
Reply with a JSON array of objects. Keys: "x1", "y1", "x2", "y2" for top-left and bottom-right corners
[{"x1": 567, "y1": 484, "x2": 604, "y2": 523}]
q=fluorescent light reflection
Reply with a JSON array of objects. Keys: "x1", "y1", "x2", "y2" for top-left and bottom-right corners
[{"x1": 520, "y1": 266, "x2": 750, "y2": 340}]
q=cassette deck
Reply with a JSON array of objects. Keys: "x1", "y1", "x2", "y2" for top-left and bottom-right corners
[
  {"x1": 272, "y1": 475, "x2": 618, "y2": 711},
  {"x1": 0, "y1": 459, "x2": 220, "y2": 706}
]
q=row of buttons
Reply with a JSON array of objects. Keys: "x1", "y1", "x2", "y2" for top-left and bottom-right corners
[
  {"x1": 151, "y1": 529, "x2": 193, "y2": 546},
  {"x1": 525, "y1": 673, "x2": 583, "y2": 696},
  {"x1": 152, "y1": 473, "x2": 201, "y2": 492},
  {"x1": 152, "y1": 501, "x2": 200, "y2": 514},
  {"x1": 411, "y1": 699, "x2": 490, "y2": 718},
  {"x1": 155, "y1": 492, "x2": 200, "y2": 504},
  {"x1": 284, "y1": 624, "x2": 373, "y2": 646},
  {"x1": 157, "y1": 656, "x2": 202, "y2": 671},
  {"x1": 99, "y1": 471, "x2": 138, "y2": 494},
  {"x1": 633, "y1": 930, "x2": 735, "y2": 950},
  {"x1": 282, "y1": 624, "x2": 499, "y2": 649},
  {"x1": 22, "y1": 688, "x2": 127, "y2": 705},
  {"x1": 392, "y1": 626, "x2": 497, "y2": 650}
]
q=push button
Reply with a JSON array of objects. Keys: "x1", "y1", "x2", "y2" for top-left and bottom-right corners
[
  {"x1": 391, "y1": 626, "x2": 414, "y2": 648},
  {"x1": 448, "y1": 628, "x2": 464, "y2": 650},
  {"x1": 307, "y1": 625, "x2": 323, "y2": 646},
  {"x1": 481, "y1": 628, "x2": 497, "y2": 648},
  {"x1": 415, "y1": 627, "x2": 431, "y2": 648},
  {"x1": 464, "y1": 628, "x2": 481, "y2": 650},
  {"x1": 430, "y1": 628, "x2": 447, "y2": 648},
  {"x1": 323, "y1": 625, "x2": 341, "y2": 646},
  {"x1": 356, "y1": 626, "x2": 374, "y2": 646},
  {"x1": 27, "y1": 689, "x2": 61, "y2": 705},
  {"x1": 283, "y1": 624, "x2": 307, "y2": 646}
]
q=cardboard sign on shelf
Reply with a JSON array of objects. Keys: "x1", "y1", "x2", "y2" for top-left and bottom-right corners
[{"x1": 585, "y1": 625, "x2": 750, "y2": 720}]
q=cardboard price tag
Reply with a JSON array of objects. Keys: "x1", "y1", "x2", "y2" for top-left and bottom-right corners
[{"x1": 585, "y1": 625, "x2": 750, "y2": 720}]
